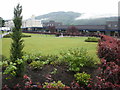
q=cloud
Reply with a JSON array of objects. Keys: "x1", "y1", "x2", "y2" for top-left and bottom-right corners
[{"x1": 75, "y1": 13, "x2": 118, "y2": 20}]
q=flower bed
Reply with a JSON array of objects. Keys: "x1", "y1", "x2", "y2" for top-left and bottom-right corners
[{"x1": 2, "y1": 35, "x2": 120, "y2": 89}]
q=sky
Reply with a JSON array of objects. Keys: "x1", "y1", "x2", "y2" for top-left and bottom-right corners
[{"x1": 0, "y1": 0, "x2": 119, "y2": 20}]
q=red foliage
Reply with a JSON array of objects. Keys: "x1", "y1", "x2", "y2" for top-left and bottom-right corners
[
  {"x1": 98, "y1": 35, "x2": 120, "y2": 62},
  {"x1": 93, "y1": 35, "x2": 120, "y2": 89}
]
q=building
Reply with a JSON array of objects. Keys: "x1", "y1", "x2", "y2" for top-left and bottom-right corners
[
  {"x1": 22, "y1": 15, "x2": 43, "y2": 31},
  {"x1": 4, "y1": 15, "x2": 43, "y2": 31},
  {"x1": 22, "y1": 15, "x2": 42, "y2": 28},
  {"x1": 4, "y1": 18, "x2": 119, "y2": 37},
  {"x1": 42, "y1": 20, "x2": 62, "y2": 27},
  {"x1": 5, "y1": 20, "x2": 14, "y2": 28},
  {"x1": 22, "y1": 20, "x2": 120, "y2": 36}
]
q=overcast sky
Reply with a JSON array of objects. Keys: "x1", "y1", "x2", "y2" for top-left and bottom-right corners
[{"x1": 0, "y1": 0, "x2": 119, "y2": 20}]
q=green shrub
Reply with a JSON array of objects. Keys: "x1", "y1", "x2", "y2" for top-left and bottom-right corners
[
  {"x1": 1, "y1": 61, "x2": 8, "y2": 67},
  {"x1": 50, "y1": 68, "x2": 58, "y2": 75},
  {"x1": 29, "y1": 61, "x2": 45, "y2": 69},
  {"x1": 23, "y1": 54, "x2": 40, "y2": 64},
  {"x1": 60, "y1": 48, "x2": 96, "y2": 72},
  {"x1": 3, "y1": 58, "x2": 26, "y2": 78},
  {"x1": 74, "y1": 72, "x2": 90, "y2": 85},
  {"x1": 3, "y1": 33, "x2": 31, "y2": 38},
  {"x1": 85, "y1": 37, "x2": 99, "y2": 42},
  {"x1": 23, "y1": 54, "x2": 58, "y2": 65},
  {"x1": 43, "y1": 81, "x2": 65, "y2": 89},
  {"x1": 50, "y1": 58, "x2": 67, "y2": 66}
]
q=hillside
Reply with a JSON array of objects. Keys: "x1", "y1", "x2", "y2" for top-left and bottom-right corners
[{"x1": 35, "y1": 11, "x2": 118, "y2": 25}]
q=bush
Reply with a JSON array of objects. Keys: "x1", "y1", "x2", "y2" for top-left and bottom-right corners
[
  {"x1": 98, "y1": 35, "x2": 120, "y2": 62},
  {"x1": 3, "y1": 59, "x2": 26, "y2": 78},
  {"x1": 3, "y1": 33, "x2": 31, "y2": 38},
  {"x1": 74, "y1": 72, "x2": 91, "y2": 85},
  {"x1": 37, "y1": 55, "x2": 59, "y2": 64},
  {"x1": 90, "y1": 35, "x2": 120, "y2": 89},
  {"x1": 29, "y1": 61, "x2": 45, "y2": 69},
  {"x1": 85, "y1": 37, "x2": 99, "y2": 42},
  {"x1": 43, "y1": 81, "x2": 65, "y2": 89},
  {"x1": 60, "y1": 48, "x2": 96, "y2": 72},
  {"x1": 88, "y1": 58, "x2": 120, "y2": 89},
  {"x1": 23, "y1": 54, "x2": 59, "y2": 65}
]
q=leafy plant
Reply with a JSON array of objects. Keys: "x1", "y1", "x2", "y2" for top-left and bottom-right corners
[
  {"x1": 3, "y1": 58, "x2": 26, "y2": 78},
  {"x1": 88, "y1": 35, "x2": 120, "y2": 89},
  {"x1": 43, "y1": 81, "x2": 65, "y2": 89},
  {"x1": 3, "y1": 62, "x2": 17, "y2": 77},
  {"x1": 1, "y1": 61, "x2": 8, "y2": 67},
  {"x1": 87, "y1": 58, "x2": 120, "y2": 90},
  {"x1": 74, "y1": 72, "x2": 91, "y2": 85},
  {"x1": 98, "y1": 35, "x2": 120, "y2": 62},
  {"x1": 85, "y1": 37, "x2": 99, "y2": 42},
  {"x1": 23, "y1": 53, "x2": 59, "y2": 65},
  {"x1": 61, "y1": 48, "x2": 96, "y2": 72},
  {"x1": 50, "y1": 68, "x2": 57, "y2": 75},
  {"x1": 29, "y1": 61, "x2": 45, "y2": 69}
]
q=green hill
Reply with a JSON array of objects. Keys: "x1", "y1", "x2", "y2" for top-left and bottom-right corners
[{"x1": 35, "y1": 11, "x2": 118, "y2": 25}]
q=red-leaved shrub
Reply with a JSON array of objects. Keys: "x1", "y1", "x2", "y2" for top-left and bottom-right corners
[{"x1": 98, "y1": 35, "x2": 120, "y2": 62}]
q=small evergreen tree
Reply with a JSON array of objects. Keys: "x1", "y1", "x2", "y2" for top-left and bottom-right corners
[{"x1": 10, "y1": 4, "x2": 24, "y2": 77}]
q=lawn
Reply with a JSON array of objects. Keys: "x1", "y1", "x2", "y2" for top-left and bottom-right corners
[{"x1": 2, "y1": 33, "x2": 99, "y2": 60}]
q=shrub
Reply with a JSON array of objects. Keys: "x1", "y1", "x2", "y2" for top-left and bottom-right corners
[
  {"x1": 85, "y1": 37, "x2": 99, "y2": 42},
  {"x1": 38, "y1": 55, "x2": 59, "y2": 64},
  {"x1": 3, "y1": 33, "x2": 31, "y2": 38},
  {"x1": 3, "y1": 58, "x2": 26, "y2": 78},
  {"x1": 43, "y1": 81, "x2": 65, "y2": 89},
  {"x1": 23, "y1": 54, "x2": 59, "y2": 65},
  {"x1": 88, "y1": 58, "x2": 120, "y2": 89},
  {"x1": 29, "y1": 61, "x2": 45, "y2": 69},
  {"x1": 98, "y1": 35, "x2": 120, "y2": 62},
  {"x1": 74, "y1": 72, "x2": 91, "y2": 85},
  {"x1": 60, "y1": 48, "x2": 96, "y2": 72},
  {"x1": 91, "y1": 35, "x2": 120, "y2": 89}
]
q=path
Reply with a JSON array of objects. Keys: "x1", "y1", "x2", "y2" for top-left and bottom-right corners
[{"x1": 0, "y1": 32, "x2": 11, "y2": 38}]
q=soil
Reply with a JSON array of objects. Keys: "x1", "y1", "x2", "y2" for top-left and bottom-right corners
[{"x1": 2, "y1": 64, "x2": 100, "y2": 88}]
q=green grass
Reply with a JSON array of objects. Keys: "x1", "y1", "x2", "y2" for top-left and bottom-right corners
[{"x1": 2, "y1": 33, "x2": 99, "y2": 61}]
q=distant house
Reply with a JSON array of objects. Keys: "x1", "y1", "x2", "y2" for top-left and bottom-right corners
[{"x1": 42, "y1": 20, "x2": 62, "y2": 27}]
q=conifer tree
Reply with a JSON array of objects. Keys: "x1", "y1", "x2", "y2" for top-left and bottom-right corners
[{"x1": 10, "y1": 4, "x2": 24, "y2": 77}]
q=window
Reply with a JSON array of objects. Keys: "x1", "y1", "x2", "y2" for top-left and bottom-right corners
[
  {"x1": 114, "y1": 25, "x2": 117, "y2": 27},
  {"x1": 108, "y1": 24, "x2": 111, "y2": 27}
]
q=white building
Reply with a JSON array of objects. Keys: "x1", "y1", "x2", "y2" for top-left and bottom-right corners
[
  {"x1": 0, "y1": 27, "x2": 11, "y2": 31},
  {"x1": 5, "y1": 20, "x2": 14, "y2": 28},
  {"x1": 5, "y1": 15, "x2": 42, "y2": 28},
  {"x1": 22, "y1": 15, "x2": 42, "y2": 28}
]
